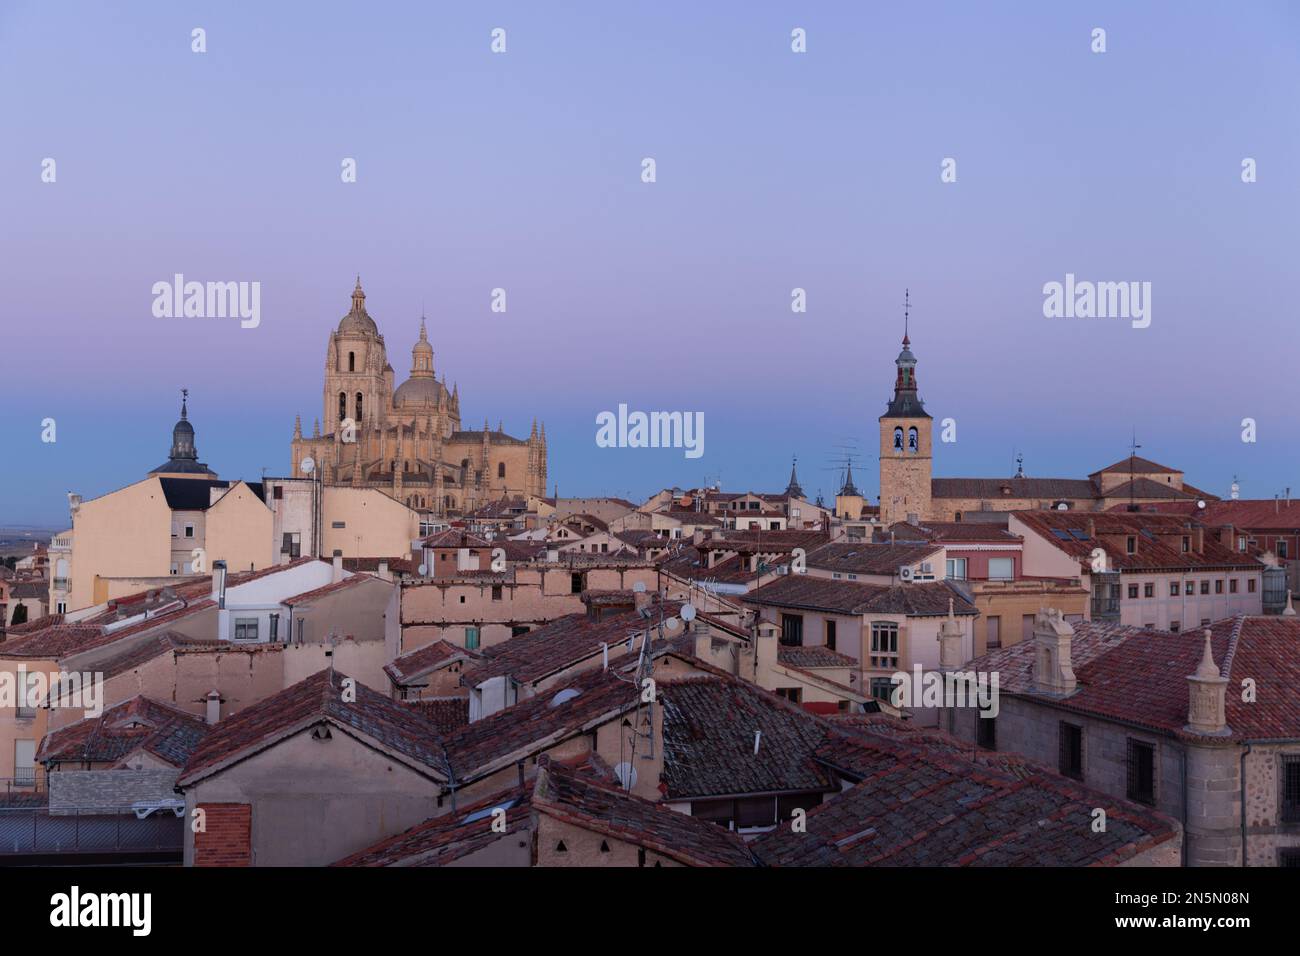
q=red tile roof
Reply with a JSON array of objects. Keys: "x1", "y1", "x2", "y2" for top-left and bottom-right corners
[
  {"x1": 804, "y1": 541, "x2": 944, "y2": 574},
  {"x1": 384, "y1": 639, "x2": 483, "y2": 686},
  {"x1": 777, "y1": 645, "x2": 859, "y2": 669},
  {"x1": 37, "y1": 695, "x2": 208, "y2": 768},
  {"x1": 971, "y1": 616, "x2": 1300, "y2": 742},
  {"x1": 281, "y1": 572, "x2": 381, "y2": 606},
  {"x1": 178, "y1": 669, "x2": 450, "y2": 786},
  {"x1": 745, "y1": 576, "x2": 978, "y2": 617}
]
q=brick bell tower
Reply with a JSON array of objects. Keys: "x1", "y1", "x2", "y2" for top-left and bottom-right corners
[{"x1": 878, "y1": 290, "x2": 932, "y2": 525}]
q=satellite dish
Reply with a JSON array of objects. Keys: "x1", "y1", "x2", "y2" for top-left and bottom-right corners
[
  {"x1": 613, "y1": 762, "x2": 638, "y2": 790},
  {"x1": 548, "y1": 688, "x2": 582, "y2": 709},
  {"x1": 1055, "y1": 501, "x2": 1069, "y2": 511},
  {"x1": 300, "y1": 457, "x2": 315, "y2": 476},
  {"x1": 665, "y1": 617, "x2": 680, "y2": 631},
  {"x1": 1197, "y1": 500, "x2": 1206, "y2": 509},
  {"x1": 417, "y1": 563, "x2": 428, "y2": 576},
  {"x1": 681, "y1": 603, "x2": 697, "y2": 622}
]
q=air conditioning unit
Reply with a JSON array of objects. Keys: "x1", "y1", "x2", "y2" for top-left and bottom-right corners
[{"x1": 898, "y1": 566, "x2": 914, "y2": 583}]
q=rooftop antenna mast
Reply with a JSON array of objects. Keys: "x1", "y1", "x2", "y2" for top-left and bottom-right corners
[{"x1": 1128, "y1": 430, "x2": 1141, "y2": 512}]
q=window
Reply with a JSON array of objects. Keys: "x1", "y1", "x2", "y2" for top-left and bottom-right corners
[
  {"x1": 491, "y1": 585, "x2": 503, "y2": 602},
  {"x1": 281, "y1": 532, "x2": 301, "y2": 558},
  {"x1": 273, "y1": 485, "x2": 283, "y2": 500},
  {"x1": 355, "y1": 392, "x2": 364, "y2": 422},
  {"x1": 1127, "y1": 584, "x2": 1139, "y2": 599},
  {"x1": 1170, "y1": 620, "x2": 1180, "y2": 632},
  {"x1": 13, "y1": 740, "x2": 36, "y2": 787},
  {"x1": 1169, "y1": 582, "x2": 1179, "y2": 597},
  {"x1": 1280, "y1": 541, "x2": 1290, "y2": 559},
  {"x1": 987, "y1": 557, "x2": 1014, "y2": 581},
  {"x1": 498, "y1": 462, "x2": 506, "y2": 479},
  {"x1": 986, "y1": 616, "x2": 1001, "y2": 649},
  {"x1": 1230, "y1": 579, "x2": 1239, "y2": 594},
  {"x1": 1144, "y1": 583, "x2": 1154, "y2": 598},
  {"x1": 946, "y1": 557, "x2": 967, "y2": 580},
  {"x1": 1126, "y1": 739, "x2": 1156, "y2": 805},
  {"x1": 775, "y1": 687, "x2": 802, "y2": 704},
  {"x1": 907, "y1": 427, "x2": 918, "y2": 452},
  {"x1": 348, "y1": 351, "x2": 355, "y2": 371},
  {"x1": 570, "y1": 572, "x2": 585, "y2": 594},
  {"x1": 1185, "y1": 581, "x2": 1194, "y2": 596},
  {"x1": 184, "y1": 524, "x2": 194, "y2": 539},
  {"x1": 825, "y1": 619, "x2": 837, "y2": 652},
  {"x1": 1126, "y1": 536, "x2": 1136, "y2": 555},
  {"x1": 332, "y1": 521, "x2": 346, "y2": 529},
  {"x1": 1215, "y1": 579, "x2": 1223, "y2": 594},
  {"x1": 234, "y1": 618, "x2": 260, "y2": 642},
  {"x1": 1181, "y1": 536, "x2": 1190, "y2": 553},
  {"x1": 1200, "y1": 580, "x2": 1210, "y2": 595},
  {"x1": 339, "y1": 392, "x2": 347, "y2": 421},
  {"x1": 1059, "y1": 723, "x2": 1083, "y2": 780},
  {"x1": 296, "y1": 619, "x2": 305, "y2": 642},
  {"x1": 893, "y1": 427, "x2": 903, "y2": 451},
  {"x1": 1282, "y1": 756, "x2": 1300, "y2": 823},
  {"x1": 869, "y1": 622, "x2": 899, "y2": 669},
  {"x1": 465, "y1": 626, "x2": 480, "y2": 651},
  {"x1": 269, "y1": 613, "x2": 279, "y2": 643},
  {"x1": 1248, "y1": 579, "x2": 1257, "y2": 593},
  {"x1": 976, "y1": 715, "x2": 996, "y2": 751},
  {"x1": 780, "y1": 613, "x2": 804, "y2": 647},
  {"x1": 870, "y1": 677, "x2": 895, "y2": 702}
]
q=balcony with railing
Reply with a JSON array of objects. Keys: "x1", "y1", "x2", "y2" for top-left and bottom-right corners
[{"x1": 1090, "y1": 571, "x2": 1121, "y2": 621}]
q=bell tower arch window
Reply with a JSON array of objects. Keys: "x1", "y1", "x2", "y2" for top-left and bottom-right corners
[
  {"x1": 348, "y1": 351, "x2": 355, "y2": 372},
  {"x1": 338, "y1": 392, "x2": 347, "y2": 423},
  {"x1": 355, "y1": 393, "x2": 364, "y2": 422},
  {"x1": 893, "y1": 427, "x2": 904, "y2": 452},
  {"x1": 908, "y1": 427, "x2": 918, "y2": 452}
]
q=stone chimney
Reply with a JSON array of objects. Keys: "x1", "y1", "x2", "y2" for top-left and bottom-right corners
[
  {"x1": 331, "y1": 552, "x2": 343, "y2": 583},
  {"x1": 205, "y1": 689, "x2": 222, "y2": 725},
  {"x1": 1185, "y1": 629, "x2": 1229, "y2": 735},
  {"x1": 1032, "y1": 607, "x2": 1077, "y2": 697},
  {"x1": 937, "y1": 598, "x2": 964, "y2": 671}
]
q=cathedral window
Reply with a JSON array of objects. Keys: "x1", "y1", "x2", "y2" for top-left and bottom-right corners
[
  {"x1": 908, "y1": 427, "x2": 918, "y2": 452},
  {"x1": 348, "y1": 351, "x2": 355, "y2": 372},
  {"x1": 893, "y1": 427, "x2": 903, "y2": 451},
  {"x1": 339, "y1": 392, "x2": 347, "y2": 422},
  {"x1": 355, "y1": 392, "x2": 364, "y2": 422},
  {"x1": 498, "y1": 462, "x2": 506, "y2": 479}
]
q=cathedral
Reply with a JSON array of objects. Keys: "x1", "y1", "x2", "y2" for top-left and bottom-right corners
[{"x1": 290, "y1": 279, "x2": 548, "y2": 516}]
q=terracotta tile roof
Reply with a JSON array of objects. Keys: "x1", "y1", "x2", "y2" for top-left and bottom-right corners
[
  {"x1": 443, "y1": 666, "x2": 642, "y2": 782},
  {"x1": 1101, "y1": 477, "x2": 1198, "y2": 500},
  {"x1": 530, "y1": 757, "x2": 754, "y2": 866},
  {"x1": 970, "y1": 616, "x2": 1300, "y2": 742},
  {"x1": 754, "y1": 722, "x2": 1179, "y2": 866},
  {"x1": 333, "y1": 785, "x2": 534, "y2": 866},
  {"x1": 384, "y1": 639, "x2": 483, "y2": 686},
  {"x1": 281, "y1": 572, "x2": 380, "y2": 607},
  {"x1": 8, "y1": 581, "x2": 47, "y2": 599},
  {"x1": 342, "y1": 556, "x2": 419, "y2": 574},
  {"x1": 804, "y1": 541, "x2": 943, "y2": 574},
  {"x1": 2, "y1": 597, "x2": 216, "y2": 660},
  {"x1": 931, "y1": 476, "x2": 1099, "y2": 500},
  {"x1": 744, "y1": 576, "x2": 978, "y2": 617},
  {"x1": 37, "y1": 695, "x2": 209, "y2": 768},
  {"x1": 1090, "y1": 455, "x2": 1182, "y2": 477},
  {"x1": 404, "y1": 697, "x2": 470, "y2": 735},
  {"x1": 661, "y1": 510, "x2": 722, "y2": 526},
  {"x1": 702, "y1": 529, "x2": 830, "y2": 552},
  {"x1": 880, "y1": 520, "x2": 1019, "y2": 543},
  {"x1": 178, "y1": 669, "x2": 450, "y2": 786},
  {"x1": 1013, "y1": 510, "x2": 1263, "y2": 572},
  {"x1": 777, "y1": 645, "x2": 858, "y2": 669},
  {"x1": 1180, "y1": 498, "x2": 1300, "y2": 532},
  {"x1": 89, "y1": 630, "x2": 221, "y2": 680},
  {"x1": 658, "y1": 676, "x2": 838, "y2": 800},
  {"x1": 462, "y1": 603, "x2": 682, "y2": 687},
  {"x1": 421, "y1": 530, "x2": 492, "y2": 549}
]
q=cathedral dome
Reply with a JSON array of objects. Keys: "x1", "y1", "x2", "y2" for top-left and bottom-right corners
[
  {"x1": 394, "y1": 376, "x2": 445, "y2": 407},
  {"x1": 338, "y1": 276, "x2": 379, "y2": 336}
]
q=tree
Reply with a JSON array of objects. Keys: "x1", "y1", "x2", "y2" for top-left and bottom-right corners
[{"x1": 10, "y1": 603, "x2": 27, "y2": 626}]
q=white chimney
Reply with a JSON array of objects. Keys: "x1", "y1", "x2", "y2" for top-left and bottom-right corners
[
  {"x1": 205, "y1": 689, "x2": 222, "y2": 725},
  {"x1": 211, "y1": 560, "x2": 227, "y2": 608},
  {"x1": 378, "y1": 560, "x2": 390, "y2": 581},
  {"x1": 331, "y1": 552, "x2": 343, "y2": 584}
]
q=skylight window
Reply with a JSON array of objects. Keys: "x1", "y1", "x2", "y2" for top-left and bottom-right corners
[{"x1": 462, "y1": 799, "x2": 517, "y2": 824}]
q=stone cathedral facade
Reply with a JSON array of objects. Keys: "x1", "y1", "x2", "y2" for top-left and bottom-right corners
[{"x1": 290, "y1": 279, "x2": 548, "y2": 515}]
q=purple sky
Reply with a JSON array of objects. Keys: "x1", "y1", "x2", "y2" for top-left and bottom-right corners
[{"x1": 3, "y1": 1, "x2": 1298, "y2": 525}]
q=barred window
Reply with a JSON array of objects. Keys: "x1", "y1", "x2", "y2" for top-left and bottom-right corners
[{"x1": 1126, "y1": 739, "x2": 1156, "y2": 805}]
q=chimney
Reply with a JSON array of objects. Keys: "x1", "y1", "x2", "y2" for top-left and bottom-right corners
[
  {"x1": 211, "y1": 560, "x2": 227, "y2": 609},
  {"x1": 1086, "y1": 519, "x2": 1095, "y2": 539},
  {"x1": 937, "y1": 599, "x2": 964, "y2": 671},
  {"x1": 205, "y1": 689, "x2": 222, "y2": 726},
  {"x1": 331, "y1": 551, "x2": 343, "y2": 583},
  {"x1": 633, "y1": 587, "x2": 653, "y2": 612},
  {"x1": 1194, "y1": 526, "x2": 1204, "y2": 553},
  {"x1": 1185, "y1": 629, "x2": 1229, "y2": 735},
  {"x1": 1032, "y1": 607, "x2": 1077, "y2": 696},
  {"x1": 906, "y1": 513, "x2": 919, "y2": 526},
  {"x1": 377, "y1": 560, "x2": 390, "y2": 581},
  {"x1": 546, "y1": 547, "x2": 559, "y2": 563}
]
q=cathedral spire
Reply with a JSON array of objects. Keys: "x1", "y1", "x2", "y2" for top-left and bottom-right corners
[
  {"x1": 784, "y1": 455, "x2": 804, "y2": 498},
  {"x1": 351, "y1": 276, "x2": 365, "y2": 313},
  {"x1": 884, "y1": 291, "x2": 929, "y2": 419},
  {"x1": 840, "y1": 460, "x2": 860, "y2": 497}
]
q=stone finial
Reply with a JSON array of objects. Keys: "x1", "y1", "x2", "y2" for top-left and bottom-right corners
[
  {"x1": 1284, "y1": 591, "x2": 1296, "y2": 617},
  {"x1": 1032, "y1": 607, "x2": 1077, "y2": 697},
  {"x1": 1186, "y1": 629, "x2": 1229, "y2": 735},
  {"x1": 937, "y1": 597, "x2": 964, "y2": 671}
]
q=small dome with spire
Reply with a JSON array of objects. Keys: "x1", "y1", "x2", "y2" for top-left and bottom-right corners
[
  {"x1": 337, "y1": 276, "x2": 380, "y2": 336},
  {"x1": 149, "y1": 389, "x2": 217, "y2": 478},
  {"x1": 394, "y1": 315, "x2": 449, "y2": 408}
]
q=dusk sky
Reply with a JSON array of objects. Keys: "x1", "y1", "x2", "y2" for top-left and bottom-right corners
[{"x1": 3, "y1": 1, "x2": 1298, "y2": 526}]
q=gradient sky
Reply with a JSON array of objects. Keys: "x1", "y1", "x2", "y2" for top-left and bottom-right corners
[{"x1": 3, "y1": 1, "x2": 1298, "y2": 526}]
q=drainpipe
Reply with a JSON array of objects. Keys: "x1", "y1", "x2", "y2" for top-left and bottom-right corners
[
  {"x1": 1178, "y1": 742, "x2": 1188, "y2": 866},
  {"x1": 1239, "y1": 742, "x2": 1252, "y2": 868}
]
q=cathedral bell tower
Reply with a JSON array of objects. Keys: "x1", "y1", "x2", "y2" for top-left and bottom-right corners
[{"x1": 878, "y1": 291, "x2": 932, "y2": 525}]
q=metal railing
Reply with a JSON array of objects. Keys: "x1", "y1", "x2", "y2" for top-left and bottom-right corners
[{"x1": 0, "y1": 806, "x2": 183, "y2": 856}]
